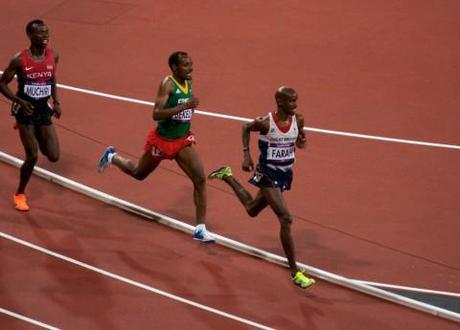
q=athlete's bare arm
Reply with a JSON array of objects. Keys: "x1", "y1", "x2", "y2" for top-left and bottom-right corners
[
  {"x1": 51, "y1": 51, "x2": 61, "y2": 118},
  {"x1": 295, "y1": 113, "x2": 307, "y2": 149},
  {"x1": 152, "y1": 77, "x2": 199, "y2": 120},
  {"x1": 0, "y1": 54, "x2": 34, "y2": 114},
  {"x1": 241, "y1": 115, "x2": 269, "y2": 172}
]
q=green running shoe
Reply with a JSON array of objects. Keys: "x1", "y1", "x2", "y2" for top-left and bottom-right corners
[
  {"x1": 292, "y1": 271, "x2": 316, "y2": 289},
  {"x1": 208, "y1": 166, "x2": 233, "y2": 180}
]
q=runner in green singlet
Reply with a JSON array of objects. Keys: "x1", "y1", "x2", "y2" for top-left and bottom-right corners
[
  {"x1": 156, "y1": 74, "x2": 193, "y2": 139},
  {"x1": 97, "y1": 51, "x2": 215, "y2": 242}
]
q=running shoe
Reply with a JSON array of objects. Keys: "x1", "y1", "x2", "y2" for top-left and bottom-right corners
[
  {"x1": 97, "y1": 146, "x2": 116, "y2": 173},
  {"x1": 292, "y1": 271, "x2": 316, "y2": 289},
  {"x1": 208, "y1": 166, "x2": 232, "y2": 180},
  {"x1": 193, "y1": 227, "x2": 216, "y2": 243},
  {"x1": 14, "y1": 194, "x2": 29, "y2": 211}
]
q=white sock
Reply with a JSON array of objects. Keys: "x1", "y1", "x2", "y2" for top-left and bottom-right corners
[
  {"x1": 108, "y1": 152, "x2": 117, "y2": 163},
  {"x1": 196, "y1": 224, "x2": 205, "y2": 231}
]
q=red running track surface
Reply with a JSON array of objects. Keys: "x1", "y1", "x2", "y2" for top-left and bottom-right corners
[{"x1": 1, "y1": 1, "x2": 459, "y2": 329}]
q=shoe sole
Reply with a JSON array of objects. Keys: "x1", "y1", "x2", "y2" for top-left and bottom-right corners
[
  {"x1": 15, "y1": 206, "x2": 29, "y2": 211},
  {"x1": 294, "y1": 279, "x2": 316, "y2": 289},
  {"x1": 96, "y1": 157, "x2": 109, "y2": 172},
  {"x1": 193, "y1": 237, "x2": 216, "y2": 243},
  {"x1": 97, "y1": 147, "x2": 115, "y2": 172},
  {"x1": 96, "y1": 164, "x2": 107, "y2": 173},
  {"x1": 208, "y1": 166, "x2": 231, "y2": 180}
]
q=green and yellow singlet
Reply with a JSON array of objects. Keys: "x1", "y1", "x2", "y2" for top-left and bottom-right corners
[{"x1": 157, "y1": 75, "x2": 193, "y2": 139}]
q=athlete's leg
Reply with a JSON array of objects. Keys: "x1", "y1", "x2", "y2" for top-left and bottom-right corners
[
  {"x1": 36, "y1": 124, "x2": 59, "y2": 162},
  {"x1": 112, "y1": 151, "x2": 161, "y2": 180},
  {"x1": 175, "y1": 146, "x2": 207, "y2": 225},
  {"x1": 260, "y1": 187, "x2": 298, "y2": 274},
  {"x1": 16, "y1": 124, "x2": 39, "y2": 194},
  {"x1": 222, "y1": 176, "x2": 268, "y2": 217},
  {"x1": 209, "y1": 167, "x2": 268, "y2": 216}
]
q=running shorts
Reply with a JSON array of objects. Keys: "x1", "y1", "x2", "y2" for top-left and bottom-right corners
[
  {"x1": 144, "y1": 129, "x2": 195, "y2": 159},
  {"x1": 249, "y1": 164, "x2": 293, "y2": 192},
  {"x1": 12, "y1": 102, "x2": 53, "y2": 126}
]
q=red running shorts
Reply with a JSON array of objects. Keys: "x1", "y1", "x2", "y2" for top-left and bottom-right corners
[{"x1": 144, "y1": 129, "x2": 195, "y2": 159}]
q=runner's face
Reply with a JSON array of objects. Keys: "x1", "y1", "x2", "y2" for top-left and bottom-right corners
[
  {"x1": 279, "y1": 92, "x2": 298, "y2": 115},
  {"x1": 29, "y1": 24, "x2": 49, "y2": 48},
  {"x1": 175, "y1": 55, "x2": 193, "y2": 81}
]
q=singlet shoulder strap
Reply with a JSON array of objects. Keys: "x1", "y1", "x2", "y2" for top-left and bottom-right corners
[
  {"x1": 19, "y1": 49, "x2": 29, "y2": 69},
  {"x1": 168, "y1": 75, "x2": 189, "y2": 94}
]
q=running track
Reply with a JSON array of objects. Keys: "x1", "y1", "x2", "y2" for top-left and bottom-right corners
[{"x1": 1, "y1": 1, "x2": 459, "y2": 329}]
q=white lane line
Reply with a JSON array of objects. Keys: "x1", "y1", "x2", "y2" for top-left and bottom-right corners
[
  {"x1": 356, "y1": 280, "x2": 460, "y2": 298},
  {"x1": 58, "y1": 82, "x2": 155, "y2": 106},
  {"x1": 57, "y1": 82, "x2": 460, "y2": 150},
  {"x1": 0, "y1": 307, "x2": 60, "y2": 330},
  {"x1": 1, "y1": 71, "x2": 458, "y2": 150},
  {"x1": 1, "y1": 151, "x2": 460, "y2": 324},
  {"x1": 304, "y1": 127, "x2": 460, "y2": 150},
  {"x1": 0, "y1": 232, "x2": 274, "y2": 330}
]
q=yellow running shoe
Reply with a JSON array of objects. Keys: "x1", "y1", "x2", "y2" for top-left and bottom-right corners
[
  {"x1": 292, "y1": 271, "x2": 315, "y2": 289},
  {"x1": 13, "y1": 194, "x2": 30, "y2": 211},
  {"x1": 208, "y1": 166, "x2": 233, "y2": 180}
]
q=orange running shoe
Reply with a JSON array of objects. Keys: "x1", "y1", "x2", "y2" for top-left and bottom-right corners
[{"x1": 13, "y1": 194, "x2": 29, "y2": 211}]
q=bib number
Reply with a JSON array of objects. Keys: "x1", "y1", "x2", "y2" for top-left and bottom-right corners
[
  {"x1": 24, "y1": 84, "x2": 52, "y2": 99},
  {"x1": 267, "y1": 145, "x2": 295, "y2": 161},
  {"x1": 172, "y1": 108, "x2": 193, "y2": 122}
]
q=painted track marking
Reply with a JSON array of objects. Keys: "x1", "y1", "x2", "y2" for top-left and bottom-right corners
[
  {"x1": 0, "y1": 232, "x2": 274, "y2": 330},
  {"x1": 0, "y1": 71, "x2": 458, "y2": 150},
  {"x1": 0, "y1": 307, "x2": 60, "y2": 330},
  {"x1": 1, "y1": 152, "x2": 459, "y2": 324}
]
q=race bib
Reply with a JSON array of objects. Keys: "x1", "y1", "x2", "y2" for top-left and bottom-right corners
[
  {"x1": 151, "y1": 146, "x2": 163, "y2": 157},
  {"x1": 267, "y1": 145, "x2": 295, "y2": 161},
  {"x1": 172, "y1": 108, "x2": 193, "y2": 122},
  {"x1": 24, "y1": 83, "x2": 52, "y2": 99}
]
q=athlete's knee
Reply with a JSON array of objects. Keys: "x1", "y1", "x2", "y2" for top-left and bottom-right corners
[
  {"x1": 248, "y1": 209, "x2": 258, "y2": 217},
  {"x1": 46, "y1": 153, "x2": 59, "y2": 163},
  {"x1": 279, "y1": 213, "x2": 293, "y2": 226},
  {"x1": 132, "y1": 171, "x2": 148, "y2": 181},
  {"x1": 247, "y1": 207, "x2": 261, "y2": 218},
  {"x1": 40, "y1": 142, "x2": 59, "y2": 162},
  {"x1": 192, "y1": 171, "x2": 206, "y2": 188}
]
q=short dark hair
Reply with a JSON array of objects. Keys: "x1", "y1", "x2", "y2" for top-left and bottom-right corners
[
  {"x1": 168, "y1": 51, "x2": 188, "y2": 69},
  {"x1": 26, "y1": 19, "x2": 45, "y2": 35},
  {"x1": 275, "y1": 86, "x2": 296, "y2": 101}
]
